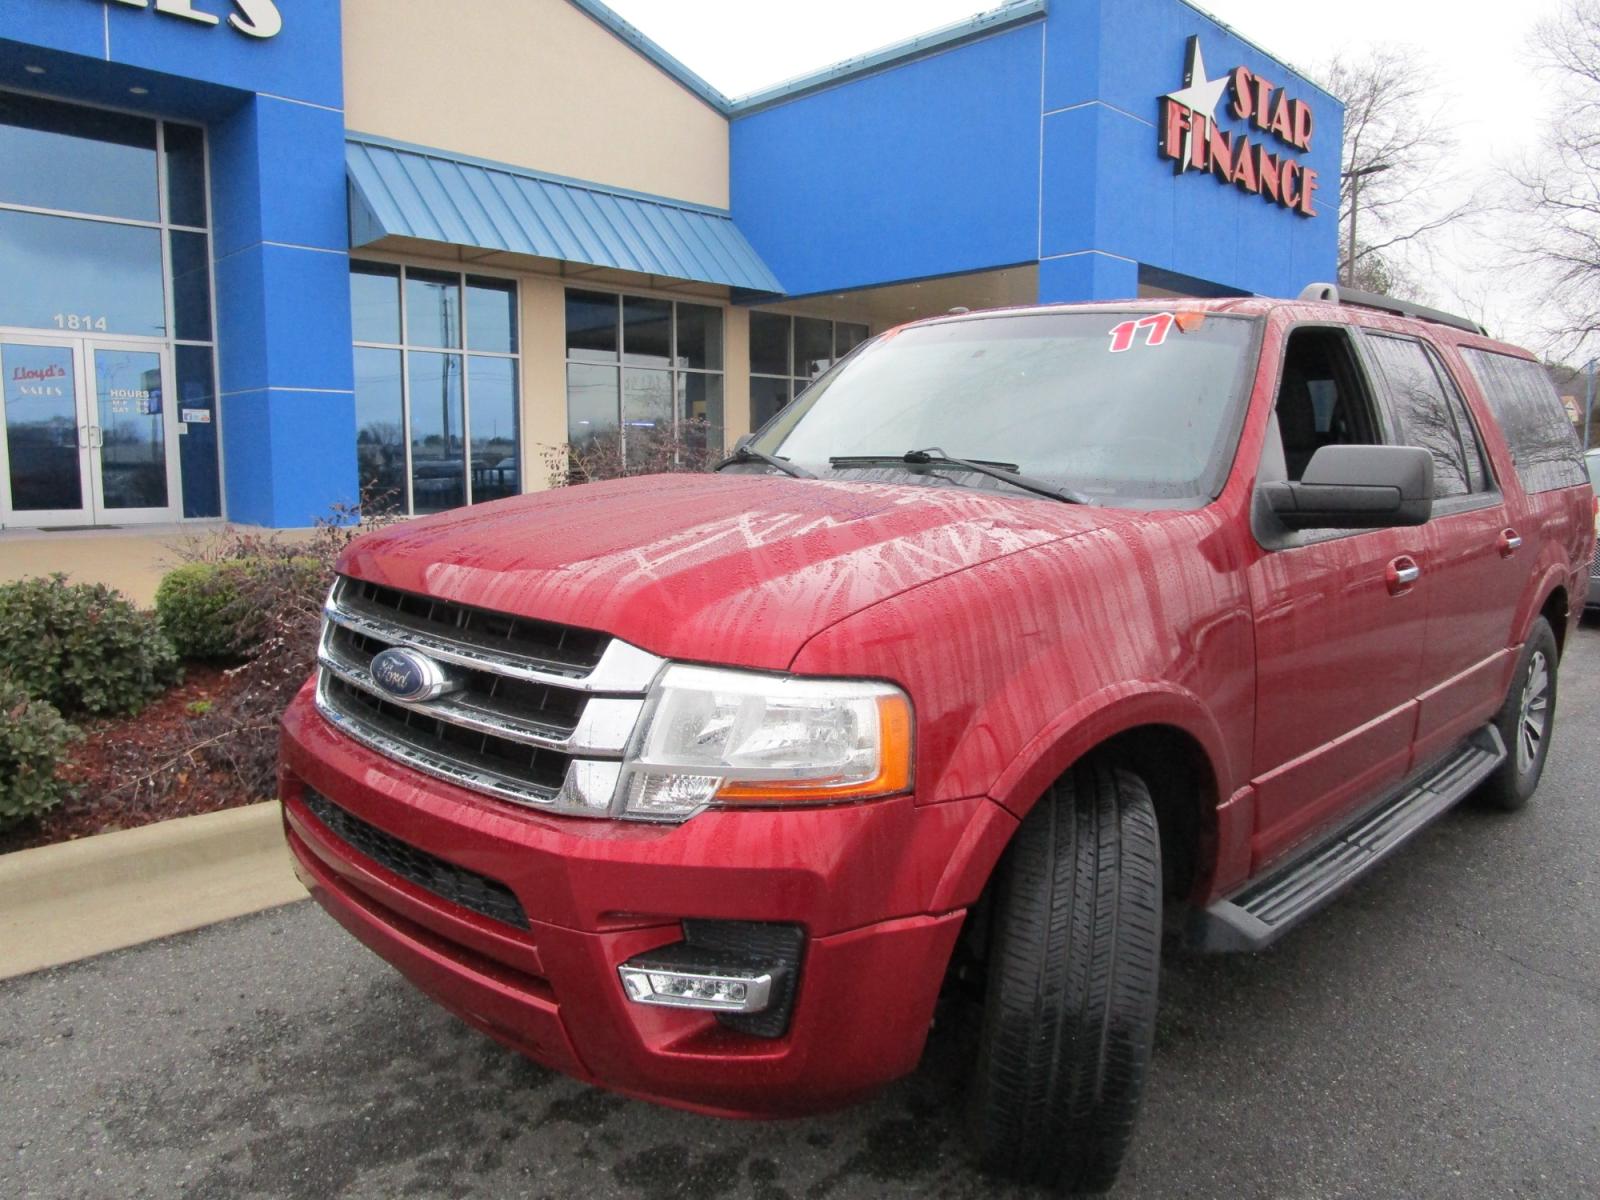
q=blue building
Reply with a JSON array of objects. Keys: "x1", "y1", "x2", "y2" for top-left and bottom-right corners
[{"x1": 0, "y1": 0, "x2": 1341, "y2": 530}]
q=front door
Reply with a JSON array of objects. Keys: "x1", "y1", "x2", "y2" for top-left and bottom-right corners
[{"x1": 0, "y1": 335, "x2": 178, "y2": 527}]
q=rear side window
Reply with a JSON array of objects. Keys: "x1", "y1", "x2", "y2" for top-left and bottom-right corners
[
  {"x1": 1363, "y1": 333, "x2": 1488, "y2": 498},
  {"x1": 1459, "y1": 348, "x2": 1587, "y2": 493}
]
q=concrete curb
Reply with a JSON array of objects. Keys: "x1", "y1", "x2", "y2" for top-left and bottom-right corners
[{"x1": 0, "y1": 801, "x2": 307, "y2": 981}]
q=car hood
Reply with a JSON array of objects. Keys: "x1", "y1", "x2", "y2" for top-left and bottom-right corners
[{"x1": 338, "y1": 473, "x2": 1127, "y2": 671}]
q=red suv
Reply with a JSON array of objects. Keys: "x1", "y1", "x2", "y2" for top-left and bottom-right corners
[{"x1": 280, "y1": 285, "x2": 1594, "y2": 1194}]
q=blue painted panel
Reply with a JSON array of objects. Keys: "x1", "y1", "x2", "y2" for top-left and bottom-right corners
[
  {"x1": 1038, "y1": 252, "x2": 1138, "y2": 303},
  {"x1": 220, "y1": 386, "x2": 356, "y2": 527},
  {"x1": 0, "y1": 4, "x2": 107, "y2": 60},
  {"x1": 254, "y1": 98, "x2": 347, "y2": 250},
  {"x1": 1037, "y1": 1, "x2": 1340, "y2": 298},
  {"x1": 730, "y1": 22, "x2": 1045, "y2": 296},
  {"x1": 105, "y1": 0, "x2": 343, "y2": 110},
  {"x1": 215, "y1": 241, "x2": 352, "y2": 395}
]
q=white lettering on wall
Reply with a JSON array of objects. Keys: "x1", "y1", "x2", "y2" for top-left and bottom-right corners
[{"x1": 104, "y1": 0, "x2": 283, "y2": 39}]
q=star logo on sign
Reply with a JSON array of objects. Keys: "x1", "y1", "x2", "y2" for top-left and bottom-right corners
[{"x1": 1164, "y1": 36, "x2": 1229, "y2": 159}]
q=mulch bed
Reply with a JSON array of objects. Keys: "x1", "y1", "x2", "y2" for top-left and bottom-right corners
[{"x1": 0, "y1": 663, "x2": 264, "y2": 855}]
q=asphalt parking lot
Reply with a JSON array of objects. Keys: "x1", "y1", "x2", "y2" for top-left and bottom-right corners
[{"x1": 4, "y1": 622, "x2": 1599, "y2": 1200}]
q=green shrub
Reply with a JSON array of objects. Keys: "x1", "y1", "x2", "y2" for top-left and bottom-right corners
[
  {"x1": 155, "y1": 557, "x2": 323, "y2": 661},
  {"x1": 0, "y1": 575, "x2": 181, "y2": 715},
  {"x1": 0, "y1": 681, "x2": 77, "y2": 829}
]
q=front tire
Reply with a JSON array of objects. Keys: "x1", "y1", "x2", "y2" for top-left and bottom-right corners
[
  {"x1": 1479, "y1": 616, "x2": 1559, "y2": 812},
  {"x1": 969, "y1": 759, "x2": 1162, "y2": 1195}
]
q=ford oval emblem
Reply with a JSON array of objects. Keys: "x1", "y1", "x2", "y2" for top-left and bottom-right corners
[{"x1": 369, "y1": 647, "x2": 458, "y2": 703}]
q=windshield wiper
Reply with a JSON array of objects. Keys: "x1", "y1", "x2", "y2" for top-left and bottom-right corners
[
  {"x1": 829, "y1": 448, "x2": 1090, "y2": 505},
  {"x1": 714, "y1": 443, "x2": 816, "y2": 480}
]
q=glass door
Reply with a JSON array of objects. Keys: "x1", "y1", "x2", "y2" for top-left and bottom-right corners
[
  {"x1": 0, "y1": 335, "x2": 94, "y2": 526},
  {"x1": 85, "y1": 341, "x2": 178, "y2": 523}
]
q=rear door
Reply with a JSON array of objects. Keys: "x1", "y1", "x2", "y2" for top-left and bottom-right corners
[
  {"x1": 1246, "y1": 323, "x2": 1429, "y2": 869},
  {"x1": 1359, "y1": 332, "x2": 1524, "y2": 768}
]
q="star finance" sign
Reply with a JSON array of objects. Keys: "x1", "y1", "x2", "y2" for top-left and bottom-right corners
[{"x1": 1157, "y1": 36, "x2": 1320, "y2": 218}]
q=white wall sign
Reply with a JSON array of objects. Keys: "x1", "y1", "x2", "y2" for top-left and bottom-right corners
[{"x1": 108, "y1": 0, "x2": 283, "y2": 40}]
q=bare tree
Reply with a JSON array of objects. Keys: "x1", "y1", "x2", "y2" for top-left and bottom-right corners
[
  {"x1": 1508, "y1": 0, "x2": 1600, "y2": 354},
  {"x1": 1322, "y1": 48, "x2": 1475, "y2": 298}
]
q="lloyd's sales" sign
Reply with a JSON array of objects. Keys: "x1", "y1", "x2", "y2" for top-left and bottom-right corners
[
  {"x1": 106, "y1": 0, "x2": 282, "y2": 39},
  {"x1": 1157, "y1": 36, "x2": 1319, "y2": 218}
]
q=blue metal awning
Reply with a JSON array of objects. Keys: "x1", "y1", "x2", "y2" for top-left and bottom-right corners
[{"x1": 346, "y1": 135, "x2": 784, "y2": 294}]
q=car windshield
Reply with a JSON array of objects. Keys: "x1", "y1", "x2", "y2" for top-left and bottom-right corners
[{"x1": 749, "y1": 310, "x2": 1261, "y2": 508}]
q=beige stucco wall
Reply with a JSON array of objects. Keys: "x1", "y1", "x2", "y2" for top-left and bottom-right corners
[{"x1": 341, "y1": 0, "x2": 730, "y2": 209}]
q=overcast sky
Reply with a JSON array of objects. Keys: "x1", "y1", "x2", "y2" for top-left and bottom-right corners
[{"x1": 605, "y1": 0, "x2": 1569, "y2": 352}]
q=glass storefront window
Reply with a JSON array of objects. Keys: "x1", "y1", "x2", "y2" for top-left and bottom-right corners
[
  {"x1": 163, "y1": 123, "x2": 207, "y2": 229},
  {"x1": 175, "y1": 344, "x2": 220, "y2": 518},
  {"x1": 0, "y1": 92, "x2": 158, "y2": 222},
  {"x1": 467, "y1": 277, "x2": 517, "y2": 354},
  {"x1": 0, "y1": 209, "x2": 166, "y2": 336},
  {"x1": 564, "y1": 289, "x2": 728, "y2": 461},
  {"x1": 406, "y1": 269, "x2": 461, "y2": 349},
  {"x1": 622, "y1": 297, "x2": 671, "y2": 367},
  {"x1": 748, "y1": 314, "x2": 872, "y2": 432},
  {"x1": 354, "y1": 346, "x2": 406, "y2": 514},
  {"x1": 350, "y1": 262, "x2": 401, "y2": 345},
  {"x1": 468, "y1": 356, "x2": 518, "y2": 503},
  {"x1": 0, "y1": 93, "x2": 219, "y2": 528},
  {"x1": 409, "y1": 351, "x2": 465, "y2": 513},
  {"x1": 350, "y1": 261, "x2": 521, "y2": 514},
  {"x1": 566, "y1": 290, "x2": 618, "y2": 362},
  {"x1": 2, "y1": 342, "x2": 81, "y2": 512}
]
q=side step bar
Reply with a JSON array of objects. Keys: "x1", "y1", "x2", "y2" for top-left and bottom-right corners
[{"x1": 1188, "y1": 725, "x2": 1506, "y2": 952}]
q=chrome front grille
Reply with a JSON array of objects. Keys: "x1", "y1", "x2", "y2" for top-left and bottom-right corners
[{"x1": 315, "y1": 576, "x2": 661, "y2": 817}]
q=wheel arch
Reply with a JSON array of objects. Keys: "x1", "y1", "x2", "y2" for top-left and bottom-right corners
[{"x1": 932, "y1": 685, "x2": 1234, "y2": 911}]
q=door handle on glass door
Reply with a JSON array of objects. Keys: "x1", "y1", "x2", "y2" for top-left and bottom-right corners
[
  {"x1": 1386, "y1": 556, "x2": 1421, "y2": 594},
  {"x1": 78, "y1": 424, "x2": 90, "y2": 449},
  {"x1": 89, "y1": 426, "x2": 103, "y2": 449},
  {"x1": 1499, "y1": 529, "x2": 1522, "y2": 556}
]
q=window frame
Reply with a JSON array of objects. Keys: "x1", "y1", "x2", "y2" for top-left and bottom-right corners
[
  {"x1": 349, "y1": 259, "x2": 523, "y2": 515},
  {"x1": 561, "y1": 286, "x2": 726, "y2": 460}
]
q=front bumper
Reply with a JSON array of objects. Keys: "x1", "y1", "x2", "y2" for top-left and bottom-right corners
[{"x1": 279, "y1": 681, "x2": 978, "y2": 1117}]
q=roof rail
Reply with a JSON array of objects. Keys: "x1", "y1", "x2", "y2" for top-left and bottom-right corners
[{"x1": 1297, "y1": 282, "x2": 1487, "y2": 336}]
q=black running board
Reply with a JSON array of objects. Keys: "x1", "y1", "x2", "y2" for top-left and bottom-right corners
[{"x1": 1188, "y1": 725, "x2": 1506, "y2": 952}]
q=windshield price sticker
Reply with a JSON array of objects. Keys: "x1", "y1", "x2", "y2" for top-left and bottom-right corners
[{"x1": 1107, "y1": 313, "x2": 1175, "y2": 353}]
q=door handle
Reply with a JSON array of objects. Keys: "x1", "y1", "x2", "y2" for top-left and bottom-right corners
[
  {"x1": 1498, "y1": 528, "x2": 1522, "y2": 557},
  {"x1": 77, "y1": 424, "x2": 90, "y2": 449},
  {"x1": 1386, "y1": 555, "x2": 1421, "y2": 595},
  {"x1": 89, "y1": 425, "x2": 103, "y2": 449}
]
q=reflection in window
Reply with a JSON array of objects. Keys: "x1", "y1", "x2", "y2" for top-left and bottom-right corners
[
  {"x1": 349, "y1": 262, "x2": 521, "y2": 514},
  {"x1": 1364, "y1": 334, "x2": 1475, "y2": 498},
  {"x1": 469, "y1": 356, "x2": 518, "y2": 502},
  {"x1": 170, "y1": 230, "x2": 211, "y2": 341},
  {"x1": 164, "y1": 122, "x2": 208, "y2": 228},
  {"x1": 2, "y1": 342, "x2": 81, "y2": 511},
  {"x1": 350, "y1": 262, "x2": 401, "y2": 344},
  {"x1": 0, "y1": 91, "x2": 158, "y2": 222},
  {"x1": 176, "y1": 344, "x2": 221, "y2": 518},
  {"x1": 563, "y1": 289, "x2": 725, "y2": 462},
  {"x1": 354, "y1": 347, "x2": 406, "y2": 514},
  {"x1": 409, "y1": 351, "x2": 465, "y2": 514},
  {"x1": 1461, "y1": 348, "x2": 1587, "y2": 494},
  {"x1": 0, "y1": 209, "x2": 166, "y2": 336},
  {"x1": 406, "y1": 268, "x2": 461, "y2": 349}
]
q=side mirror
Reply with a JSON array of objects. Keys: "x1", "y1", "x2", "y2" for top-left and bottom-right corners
[{"x1": 1260, "y1": 444, "x2": 1434, "y2": 530}]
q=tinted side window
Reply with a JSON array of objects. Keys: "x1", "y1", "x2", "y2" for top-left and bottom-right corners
[
  {"x1": 1459, "y1": 348, "x2": 1587, "y2": 493},
  {"x1": 1363, "y1": 334, "x2": 1474, "y2": 498}
]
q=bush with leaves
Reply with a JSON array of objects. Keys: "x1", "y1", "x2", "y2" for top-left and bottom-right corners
[
  {"x1": 155, "y1": 556, "x2": 323, "y2": 661},
  {"x1": 0, "y1": 575, "x2": 180, "y2": 716},
  {"x1": 0, "y1": 681, "x2": 78, "y2": 829}
]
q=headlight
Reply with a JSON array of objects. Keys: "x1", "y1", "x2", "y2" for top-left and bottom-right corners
[{"x1": 619, "y1": 664, "x2": 913, "y2": 821}]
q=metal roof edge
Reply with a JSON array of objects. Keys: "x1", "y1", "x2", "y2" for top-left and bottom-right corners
[
  {"x1": 564, "y1": 0, "x2": 733, "y2": 114},
  {"x1": 727, "y1": 0, "x2": 1048, "y2": 117},
  {"x1": 344, "y1": 131, "x2": 738, "y2": 219}
]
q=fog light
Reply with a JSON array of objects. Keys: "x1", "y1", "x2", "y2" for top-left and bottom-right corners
[{"x1": 617, "y1": 944, "x2": 782, "y2": 1014}]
